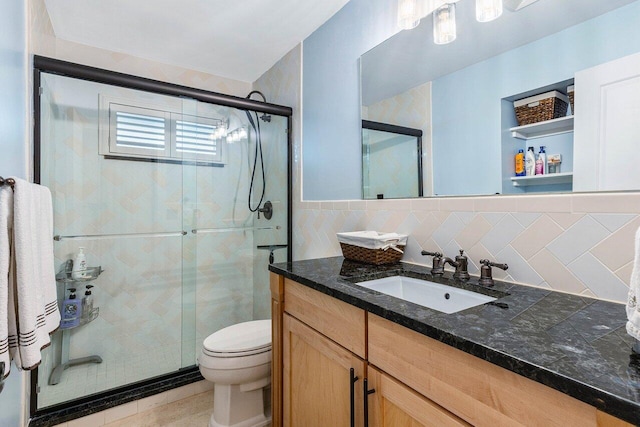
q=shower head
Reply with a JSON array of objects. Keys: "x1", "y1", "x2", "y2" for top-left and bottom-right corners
[{"x1": 260, "y1": 114, "x2": 271, "y2": 123}]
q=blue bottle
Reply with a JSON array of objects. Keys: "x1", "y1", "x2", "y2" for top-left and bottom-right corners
[{"x1": 60, "y1": 288, "x2": 82, "y2": 329}]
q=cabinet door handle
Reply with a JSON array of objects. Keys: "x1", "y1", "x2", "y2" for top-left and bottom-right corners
[
  {"x1": 350, "y1": 368, "x2": 359, "y2": 427},
  {"x1": 363, "y1": 378, "x2": 376, "y2": 427}
]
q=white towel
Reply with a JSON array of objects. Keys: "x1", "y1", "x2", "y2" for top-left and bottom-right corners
[
  {"x1": 626, "y1": 226, "x2": 640, "y2": 340},
  {"x1": 0, "y1": 186, "x2": 12, "y2": 377},
  {"x1": 7, "y1": 178, "x2": 60, "y2": 370}
]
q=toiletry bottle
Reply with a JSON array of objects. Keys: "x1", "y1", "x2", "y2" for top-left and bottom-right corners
[
  {"x1": 525, "y1": 147, "x2": 536, "y2": 176},
  {"x1": 60, "y1": 288, "x2": 82, "y2": 329},
  {"x1": 81, "y1": 285, "x2": 94, "y2": 321},
  {"x1": 538, "y1": 146, "x2": 547, "y2": 174},
  {"x1": 514, "y1": 149, "x2": 525, "y2": 176},
  {"x1": 535, "y1": 156, "x2": 543, "y2": 175},
  {"x1": 72, "y1": 247, "x2": 87, "y2": 280}
]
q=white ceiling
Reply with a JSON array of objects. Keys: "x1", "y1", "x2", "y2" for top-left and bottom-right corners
[{"x1": 44, "y1": 0, "x2": 350, "y2": 83}]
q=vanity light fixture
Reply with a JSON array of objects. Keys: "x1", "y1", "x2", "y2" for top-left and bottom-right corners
[
  {"x1": 476, "y1": 0, "x2": 503, "y2": 22},
  {"x1": 433, "y1": 2, "x2": 457, "y2": 45},
  {"x1": 397, "y1": 0, "x2": 421, "y2": 30},
  {"x1": 397, "y1": 0, "x2": 504, "y2": 44}
]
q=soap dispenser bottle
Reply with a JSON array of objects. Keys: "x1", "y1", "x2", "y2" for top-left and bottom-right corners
[
  {"x1": 60, "y1": 288, "x2": 82, "y2": 329},
  {"x1": 71, "y1": 247, "x2": 87, "y2": 280},
  {"x1": 81, "y1": 285, "x2": 94, "y2": 321}
]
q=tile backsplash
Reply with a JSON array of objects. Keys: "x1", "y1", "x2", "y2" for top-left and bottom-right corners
[{"x1": 293, "y1": 194, "x2": 640, "y2": 304}]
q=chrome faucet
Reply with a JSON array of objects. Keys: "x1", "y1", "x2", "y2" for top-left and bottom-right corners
[
  {"x1": 479, "y1": 259, "x2": 509, "y2": 286},
  {"x1": 421, "y1": 250, "x2": 444, "y2": 275}
]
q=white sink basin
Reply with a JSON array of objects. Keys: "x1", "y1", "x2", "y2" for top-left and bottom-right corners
[{"x1": 356, "y1": 276, "x2": 497, "y2": 314}]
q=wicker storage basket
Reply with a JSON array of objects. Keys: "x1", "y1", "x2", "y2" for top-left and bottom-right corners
[
  {"x1": 567, "y1": 85, "x2": 574, "y2": 114},
  {"x1": 340, "y1": 242, "x2": 405, "y2": 265},
  {"x1": 514, "y1": 90, "x2": 569, "y2": 126},
  {"x1": 336, "y1": 231, "x2": 408, "y2": 265}
]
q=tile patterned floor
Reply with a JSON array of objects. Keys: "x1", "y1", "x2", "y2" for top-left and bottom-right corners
[{"x1": 103, "y1": 391, "x2": 213, "y2": 427}]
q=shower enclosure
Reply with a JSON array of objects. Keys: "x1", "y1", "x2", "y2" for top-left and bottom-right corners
[{"x1": 31, "y1": 57, "x2": 291, "y2": 420}]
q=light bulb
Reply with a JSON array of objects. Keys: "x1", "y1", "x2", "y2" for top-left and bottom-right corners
[
  {"x1": 397, "y1": 0, "x2": 420, "y2": 30},
  {"x1": 238, "y1": 127, "x2": 248, "y2": 140},
  {"x1": 476, "y1": 0, "x2": 503, "y2": 22},
  {"x1": 433, "y1": 3, "x2": 456, "y2": 45}
]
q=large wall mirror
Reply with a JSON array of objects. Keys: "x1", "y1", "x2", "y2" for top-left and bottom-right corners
[{"x1": 361, "y1": 0, "x2": 640, "y2": 198}]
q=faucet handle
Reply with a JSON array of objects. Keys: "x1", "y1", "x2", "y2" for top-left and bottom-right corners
[
  {"x1": 421, "y1": 250, "x2": 442, "y2": 258},
  {"x1": 421, "y1": 250, "x2": 444, "y2": 275},
  {"x1": 478, "y1": 259, "x2": 508, "y2": 286}
]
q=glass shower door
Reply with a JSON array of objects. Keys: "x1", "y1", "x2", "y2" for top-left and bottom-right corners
[{"x1": 37, "y1": 73, "x2": 191, "y2": 408}]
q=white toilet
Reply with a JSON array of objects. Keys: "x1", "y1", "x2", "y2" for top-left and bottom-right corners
[{"x1": 198, "y1": 319, "x2": 272, "y2": 427}]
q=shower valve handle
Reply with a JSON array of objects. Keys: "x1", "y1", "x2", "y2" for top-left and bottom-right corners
[{"x1": 257, "y1": 201, "x2": 273, "y2": 220}]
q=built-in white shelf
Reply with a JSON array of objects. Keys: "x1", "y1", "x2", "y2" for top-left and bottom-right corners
[
  {"x1": 510, "y1": 116, "x2": 574, "y2": 140},
  {"x1": 510, "y1": 172, "x2": 573, "y2": 187}
]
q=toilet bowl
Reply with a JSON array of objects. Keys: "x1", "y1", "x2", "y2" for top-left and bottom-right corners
[{"x1": 198, "y1": 320, "x2": 272, "y2": 427}]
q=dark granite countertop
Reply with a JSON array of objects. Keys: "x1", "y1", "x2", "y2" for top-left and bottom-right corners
[{"x1": 269, "y1": 257, "x2": 640, "y2": 425}]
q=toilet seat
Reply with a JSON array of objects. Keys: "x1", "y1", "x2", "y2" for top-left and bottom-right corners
[
  {"x1": 203, "y1": 319, "x2": 271, "y2": 357},
  {"x1": 200, "y1": 319, "x2": 272, "y2": 370}
]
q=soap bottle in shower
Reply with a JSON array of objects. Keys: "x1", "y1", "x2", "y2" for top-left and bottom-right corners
[
  {"x1": 71, "y1": 247, "x2": 87, "y2": 280},
  {"x1": 81, "y1": 285, "x2": 94, "y2": 321},
  {"x1": 60, "y1": 288, "x2": 82, "y2": 329}
]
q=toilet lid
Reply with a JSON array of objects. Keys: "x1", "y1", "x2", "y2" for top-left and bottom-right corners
[{"x1": 203, "y1": 319, "x2": 271, "y2": 355}]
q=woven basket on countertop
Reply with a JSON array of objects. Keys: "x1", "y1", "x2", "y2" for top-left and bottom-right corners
[
  {"x1": 340, "y1": 242, "x2": 405, "y2": 265},
  {"x1": 514, "y1": 91, "x2": 569, "y2": 126}
]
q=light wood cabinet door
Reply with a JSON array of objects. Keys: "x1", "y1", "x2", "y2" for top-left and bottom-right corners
[
  {"x1": 368, "y1": 366, "x2": 470, "y2": 427},
  {"x1": 283, "y1": 313, "x2": 366, "y2": 427}
]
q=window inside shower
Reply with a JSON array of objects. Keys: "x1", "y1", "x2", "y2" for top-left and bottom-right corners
[{"x1": 35, "y1": 71, "x2": 290, "y2": 410}]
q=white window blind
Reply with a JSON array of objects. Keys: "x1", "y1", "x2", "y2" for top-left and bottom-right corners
[
  {"x1": 107, "y1": 103, "x2": 171, "y2": 158},
  {"x1": 101, "y1": 98, "x2": 225, "y2": 164},
  {"x1": 173, "y1": 115, "x2": 224, "y2": 162},
  {"x1": 115, "y1": 111, "x2": 166, "y2": 151}
]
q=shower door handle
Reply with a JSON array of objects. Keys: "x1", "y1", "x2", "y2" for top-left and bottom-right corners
[{"x1": 349, "y1": 367, "x2": 359, "y2": 427}]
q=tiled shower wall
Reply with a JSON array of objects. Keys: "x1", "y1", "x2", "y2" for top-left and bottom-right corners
[
  {"x1": 255, "y1": 43, "x2": 640, "y2": 305},
  {"x1": 363, "y1": 81, "x2": 433, "y2": 196}
]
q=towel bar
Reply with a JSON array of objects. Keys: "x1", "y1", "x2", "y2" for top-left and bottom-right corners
[{"x1": 0, "y1": 176, "x2": 15, "y2": 189}]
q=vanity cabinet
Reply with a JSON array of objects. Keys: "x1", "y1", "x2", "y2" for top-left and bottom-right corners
[
  {"x1": 270, "y1": 273, "x2": 633, "y2": 427},
  {"x1": 271, "y1": 273, "x2": 367, "y2": 426},
  {"x1": 367, "y1": 366, "x2": 470, "y2": 427},
  {"x1": 282, "y1": 313, "x2": 366, "y2": 426},
  {"x1": 368, "y1": 314, "x2": 629, "y2": 427}
]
